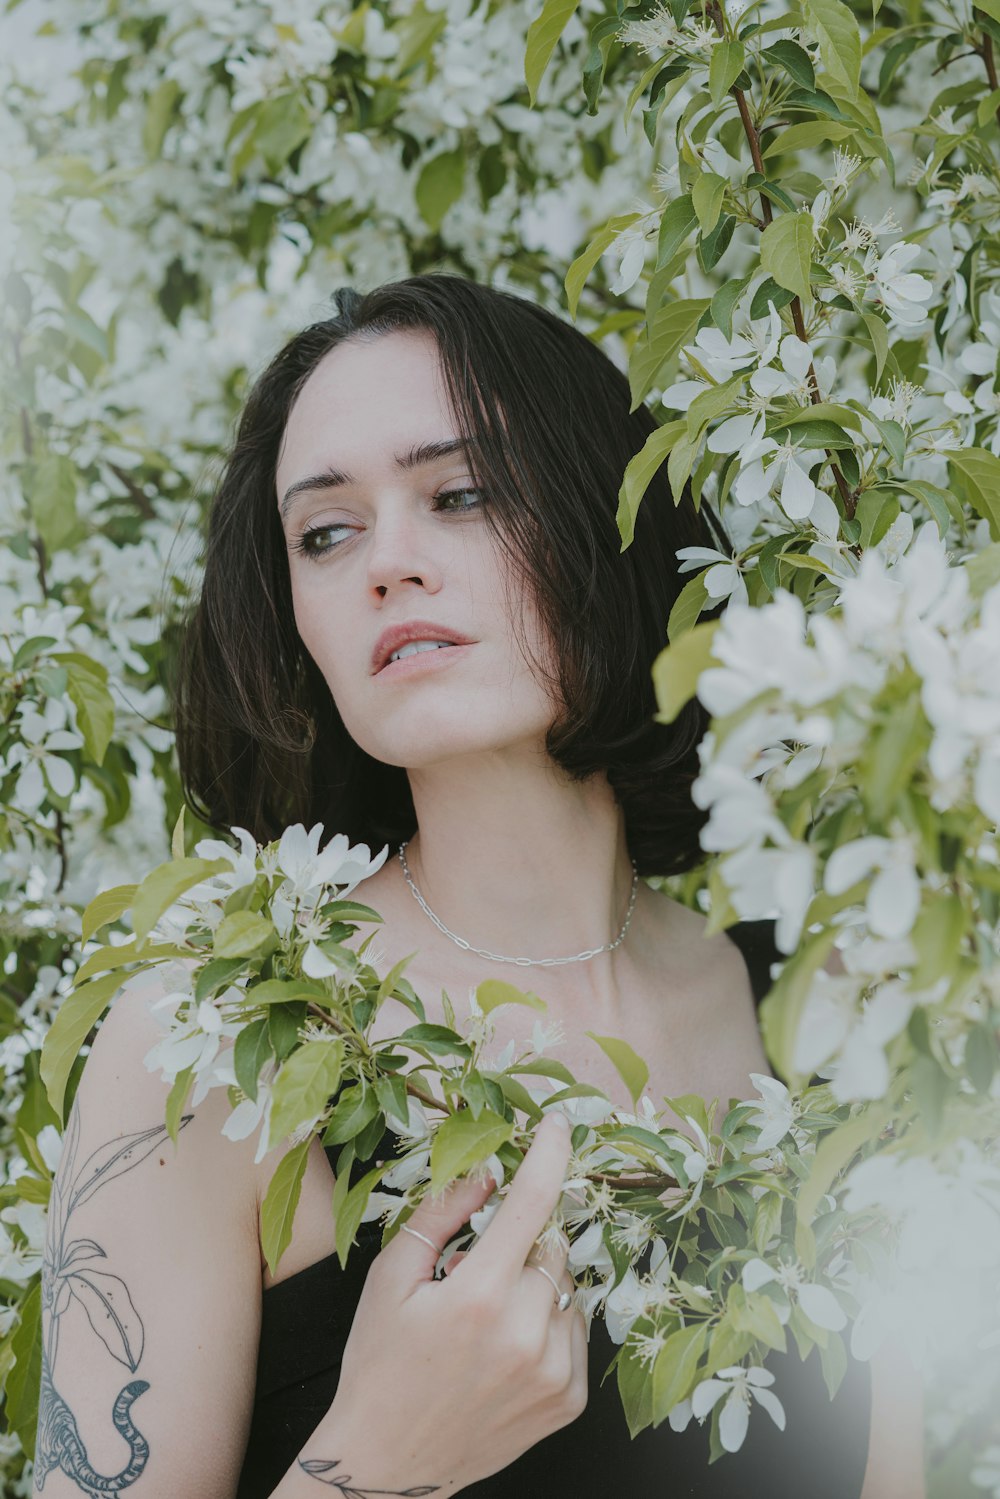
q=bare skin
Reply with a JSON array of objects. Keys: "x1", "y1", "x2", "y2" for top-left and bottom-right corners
[{"x1": 257, "y1": 870, "x2": 769, "y2": 1294}]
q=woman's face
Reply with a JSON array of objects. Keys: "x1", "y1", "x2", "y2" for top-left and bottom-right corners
[{"x1": 275, "y1": 328, "x2": 558, "y2": 770}]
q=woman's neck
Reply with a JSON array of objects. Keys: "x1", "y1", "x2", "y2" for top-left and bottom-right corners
[{"x1": 399, "y1": 744, "x2": 636, "y2": 969}]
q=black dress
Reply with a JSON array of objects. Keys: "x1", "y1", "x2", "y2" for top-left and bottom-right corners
[{"x1": 236, "y1": 920, "x2": 871, "y2": 1498}]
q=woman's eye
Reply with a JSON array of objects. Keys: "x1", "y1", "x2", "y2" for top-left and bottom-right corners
[
  {"x1": 290, "y1": 523, "x2": 353, "y2": 560},
  {"x1": 435, "y1": 487, "x2": 482, "y2": 512}
]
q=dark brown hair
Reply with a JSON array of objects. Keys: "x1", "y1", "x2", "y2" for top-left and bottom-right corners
[{"x1": 171, "y1": 272, "x2": 734, "y2": 877}]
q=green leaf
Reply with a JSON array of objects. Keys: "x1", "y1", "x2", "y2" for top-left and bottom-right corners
[
  {"x1": 48, "y1": 651, "x2": 113, "y2": 766},
  {"x1": 978, "y1": 86, "x2": 1000, "y2": 127},
  {"x1": 819, "y1": 1331, "x2": 848, "y2": 1399},
  {"x1": 861, "y1": 690, "x2": 929, "y2": 822},
  {"x1": 861, "y1": 409, "x2": 906, "y2": 466},
  {"x1": 566, "y1": 213, "x2": 641, "y2": 319},
  {"x1": 376, "y1": 951, "x2": 417, "y2": 1006},
  {"x1": 861, "y1": 310, "x2": 889, "y2": 384},
  {"x1": 322, "y1": 1083, "x2": 381, "y2": 1146},
  {"x1": 30, "y1": 454, "x2": 79, "y2": 552},
  {"x1": 758, "y1": 928, "x2": 836, "y2": 1084},
  {"x1": 618, "y1": 1337, "x2": 654, "y2": 1437},
  {"x1": 429, "y1": 1108, "x2": 513, "y2": 1193},
  {"x1": 784, "y1": 86, "x2": 853, "y2": 122},
  {"x1": 249, "y1": 977, "x2": 328, "y2": 1005},
  {"x1": 802, "y1": 0, "x2": 861, "y2": 98},
  {"x1": 966, "y1": 1020, "x2": 997, "y2": 1094},
  {"x1": 651, "y1": 1322, "x2": 708, "y2": 1426},
  {"x1": 759, "y1": 212, "x2": 814, "y2": 302},
  {"x1": 948, "y1": 448, "x2": 1000, "y2": 540},
  {"x1": 651, "y1": 619, "x2": 722, "y2": 724},
  {"x1": 697, "y1": 212, "x2": 736, "y2": 273},
  {"x1": 415, "y1": 148, "x2": 465, "y2": 232},
  {"x1": 11, "y1": 634, "x2": 56, "y2": 672},
  {"x1": 142, "y1": 78, "x2": 180, "y2": 158},
  {"x1": 772, "y1": 401, "x2": 862, "y2": 432},
  {"x1": 855, "y1": 488, "x2": 900, "y2": 550},
  {"x1": 460, "y1": 1069, "x2": 489, "y2": 1120},
  {"x1": 525, "y1": 0, "x2": 582, "y2": 105},
  {"x1": 709, "y1": 40, "x2": 745, "y2": 105},
  {"x1": 762, "y1": 39, "x2": 815, "y2": 89},
  {"x1": 892, "y1": 479, "x2": 962, "y2": 539},
  {"x1": 730, "y1": 1286, "x2": 787, "y2": 1351},
  {"x1": 628, "y1": 298, "x2": 709, "y2": 411},
  {"x1": 692, "y1": 172, "x2": 727, "y2": 236},
  {"x1": 73, "y1": 939, "x2": 189, "y2": 988},
  {"x1": 5, "y1": 1280, "x2": 42, "y2": 1460},
  {"x1": 131, "y1": 857, "x2": 230, "y2": 944},
  {"x1": 213, "y1": 909, "x2": 277, "y2": 960},
  {"x1": 233, "y1": 1018, "x2": 273, "y2": 1103},
  {"x1": 711, "y1": 274, "x2": 751, "y2": 341},
  {"x1": 667, "y1": 571, "x2": 710, "y2": 640},
  {"x1": 375, "y1": 1072, "x2": 410, "y2": 1127},
  {"x1": 509, "y1": 1056, "x2": 577, "y2": 1086},
  {"x1": 656, "y1": 194, "x2": 697, "y2": 270},
  {"x1": 686, "y1": 372, "x2": 745, "y2": 441},
  {"x1": 584, "y1": 1032, "x2": 649, "y2": 1107},
  {"x1": 776, "y1": 419, "x2": 856, "y2": 450},
  {"x1": 268, "y1": 1038, "x2": 345, "y2": 1148},
  {"x1": 966, "y1": 542, "x2": 1000, "y2": 598},
  {"x1": 763, "y1": 120, "x2": 856, "y2": 158},
  {"x1": 796, "y1": 1103, "x2": 890, "y2": 1229},
  {"x1": 399, "y1": 1023, "x2": 471, "y2": 1056},
  {"x1": 248, "y1": 91, "x2": 311, "y2": 174},
  {"x1": 909, "y1": 894, "x2": 966, "y2": 990},
  {"x1": 194, "y1": 956, "x2": 247, "y2": 1002},
  {"x1": 616, "y1": 420, "x2": 685, "y2": 550},
  {"x1": 165, "y1": 1065, "x2": 194, "y2": 1144},
  {"x1": 749, "y1": 275, "x2": 795, "y2": 321},
  {"x1": 260, "y1": 1138, "x2": 310, "y2": 1276},
  {"x1": 475, "y1": 980, "x2": 547, "y2": 1016},
  {"x1": 80, "y1": 884, "x2": 137, "y2": 944},
  {"x1": 40, "y1": 969, "x2": 128, "y2": 1119},
  {"x1": 336, "y1": 1162, "x2": 386, "y2": 1268},
  {"x1": 492, "y1": 1073, "x2": 544, "y2": 1122}
]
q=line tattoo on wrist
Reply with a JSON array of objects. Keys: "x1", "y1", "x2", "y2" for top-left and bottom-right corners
[{"x1": 298, "y1": 1456, "x2": 441, "y2": 1496}]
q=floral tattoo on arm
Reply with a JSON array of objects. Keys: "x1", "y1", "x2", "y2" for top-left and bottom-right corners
[{"x1": 35, "y1": 1098, "x2": 192, "y2": 1495}]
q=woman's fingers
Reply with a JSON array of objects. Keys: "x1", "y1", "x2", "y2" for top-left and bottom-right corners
[
  {"x1": 383, "y1": 1169, "x2": 497, "y2": 1285},
  {"x1": 471, "y1": 1111, "x2": 573, "y2": 1283}
]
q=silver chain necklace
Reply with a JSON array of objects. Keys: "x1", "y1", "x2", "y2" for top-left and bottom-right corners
[{"x1": 397, "y1": 839, "x2": 640, "y2": 968}]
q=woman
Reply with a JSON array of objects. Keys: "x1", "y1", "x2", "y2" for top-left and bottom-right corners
[{"x1": 37, "y1": 275, "x2": 918, "y2": 1499}]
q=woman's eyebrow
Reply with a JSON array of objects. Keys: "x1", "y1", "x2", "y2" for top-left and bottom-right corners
[{"x1": 279, "y1": 437, "x2": 471, "y2": 523}]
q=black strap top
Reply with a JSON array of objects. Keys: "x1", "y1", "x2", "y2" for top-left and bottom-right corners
[{"x1": 236, "y1": 920, "x2": 871, "y2": 1498}]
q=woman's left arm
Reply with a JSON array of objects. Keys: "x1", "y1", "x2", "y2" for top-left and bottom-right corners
[{"x1": 860, "y1": 1340, "x2": 926, "y2": 1499}]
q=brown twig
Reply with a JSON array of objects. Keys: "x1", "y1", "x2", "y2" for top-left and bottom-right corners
[
  {"x1": 981, "y1": 33, "x2": 1000, "y2": 129},
  {"x1": 589, "y1": 1170, "x2": 679, "y2": 1190},
  {"x1": 107, "y1": 463, "x2": 157, "y2": 521}
]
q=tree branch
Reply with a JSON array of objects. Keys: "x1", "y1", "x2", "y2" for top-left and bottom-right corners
[
  {"x1": 981, "y1": 33, "x2": 1000, "y2": 128},
  {"x1": 708, "y1": 1, "x2": 856, "y2": 518}
]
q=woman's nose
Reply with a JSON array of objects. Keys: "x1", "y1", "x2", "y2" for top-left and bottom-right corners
[{"x1": 365, "y1": 507, "x2": 444, "y2": 601}]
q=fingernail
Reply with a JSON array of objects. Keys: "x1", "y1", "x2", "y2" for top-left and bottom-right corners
[{"x1": 547, "y1": 1110, "x2": 570, "y2": 1134}]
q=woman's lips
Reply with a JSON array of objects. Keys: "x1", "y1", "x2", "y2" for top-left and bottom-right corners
[{"x1": 374, "y1": 642, "x2": 474, "y2": 681}]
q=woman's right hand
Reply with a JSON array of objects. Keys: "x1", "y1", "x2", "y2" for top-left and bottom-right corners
[{"x1": 315, "y1": 1109, "x2": 588, "y2": 1494}]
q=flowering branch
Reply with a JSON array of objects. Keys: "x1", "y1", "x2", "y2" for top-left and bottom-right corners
[{"x1": 706, "y1": 0, "x2": 855, "y2": 515}]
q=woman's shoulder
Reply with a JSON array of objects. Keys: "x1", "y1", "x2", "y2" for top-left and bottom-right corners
[
  {"x1": 647, "y1": 891, "x2": 779, "y2": 1004},
  {"x1": 79, "y1": 959, "x2": 264, "y2": 1206}
]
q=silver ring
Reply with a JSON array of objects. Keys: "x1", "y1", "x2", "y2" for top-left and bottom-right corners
[
  {"x1": 400, "y1": 1223, "x2": 443, "y2": 1255},
  {"x1": 527, "y1": 1261, "x2": 573, "y2": 1311}
]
